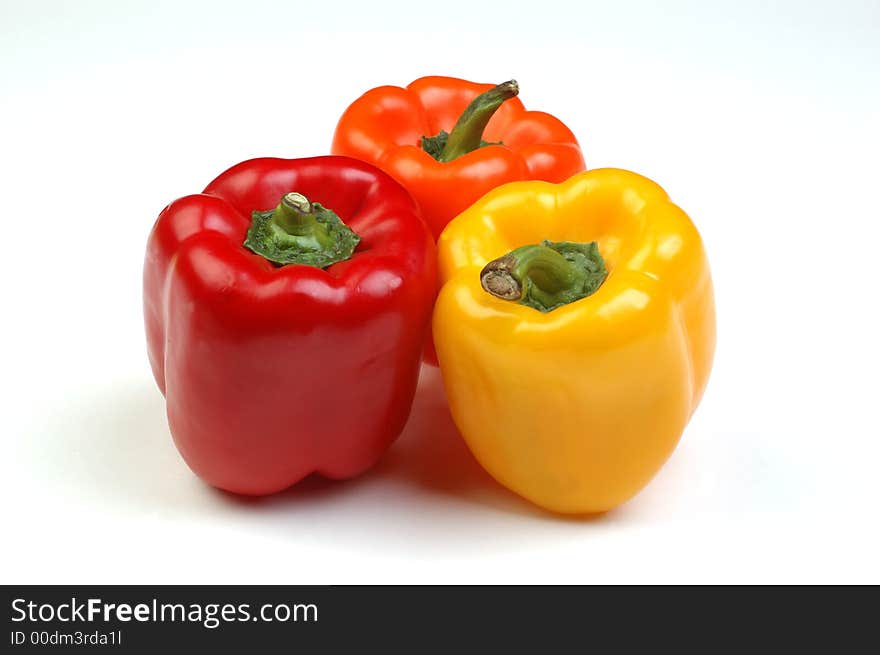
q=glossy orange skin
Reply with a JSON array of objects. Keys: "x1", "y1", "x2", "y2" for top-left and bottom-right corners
[{"x1": 331, "y1": 76, "x2": 586, "y2": 240}]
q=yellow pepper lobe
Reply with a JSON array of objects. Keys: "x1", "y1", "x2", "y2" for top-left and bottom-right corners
[{"x1": 433, "y1": 169, "x2": 716, "y2": 514}]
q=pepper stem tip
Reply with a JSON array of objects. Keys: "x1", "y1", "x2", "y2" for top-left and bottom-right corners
[
  {"x1": 282, "y1": 192, "x2": 311, "y2": 213},
  {"x1": 496, "y1": 79, "x2": 519, "y2": 97},
  {"x1": 480, "y1": 256, "x2": 522, "y2": 300}
]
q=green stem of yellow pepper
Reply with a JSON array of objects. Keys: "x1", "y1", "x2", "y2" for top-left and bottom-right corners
[{"x1": 480, "y1": 240, "x2": 608, "y2": 312}]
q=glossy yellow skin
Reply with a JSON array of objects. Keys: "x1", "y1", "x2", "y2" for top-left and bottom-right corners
[{"x1": 433, "y1": 169, "x2": 715, "y2": 514}]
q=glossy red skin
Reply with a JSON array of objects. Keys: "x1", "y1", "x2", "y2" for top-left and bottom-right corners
[{"x1": 144, "y1": 156, "x2": 437, "y2": 495}]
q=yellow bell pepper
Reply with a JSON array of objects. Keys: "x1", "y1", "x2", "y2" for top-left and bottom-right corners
[{"x1": 433, "y1": 168, "x2": 715, "y2": 514}]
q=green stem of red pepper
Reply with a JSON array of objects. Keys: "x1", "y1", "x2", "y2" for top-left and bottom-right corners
[
  {"x1": 243, "y1": 192, "x2": 360, "y2": 268},
  {"x1": 480, "y1": 240, "x2": 608, "y2": 312}
]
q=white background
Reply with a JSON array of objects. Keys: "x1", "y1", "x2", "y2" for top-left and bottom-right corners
[{"x1": 2, "y1": 0, "x2": 878, "y2": 583}]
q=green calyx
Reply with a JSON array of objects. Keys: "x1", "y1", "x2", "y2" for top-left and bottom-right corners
[
  {"x1": 243, "y1": 192, "x2": 360, "y2": 268},
  {"x1": 420, "y1": 80, "x2": 519, "y2": 162},
  {"x1": 480, "y1": 240, "x2": 608, "y2": 312},
  {"x1": 420, "y1": 130, "x2": 503, "y2": 161}
]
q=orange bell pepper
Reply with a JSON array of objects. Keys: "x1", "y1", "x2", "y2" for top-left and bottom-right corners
[{"x1": 331, "y1": 76, "x2": 586, "y2": 239}]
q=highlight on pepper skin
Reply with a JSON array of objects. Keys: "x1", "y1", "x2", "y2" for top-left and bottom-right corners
[{"x1": 432, "y1": 168, "x2": 716, "y2": 514}]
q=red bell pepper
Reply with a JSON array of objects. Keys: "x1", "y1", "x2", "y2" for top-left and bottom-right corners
[{"x1": 143, "y1": 156, "x2": 436, "y2": 495}]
